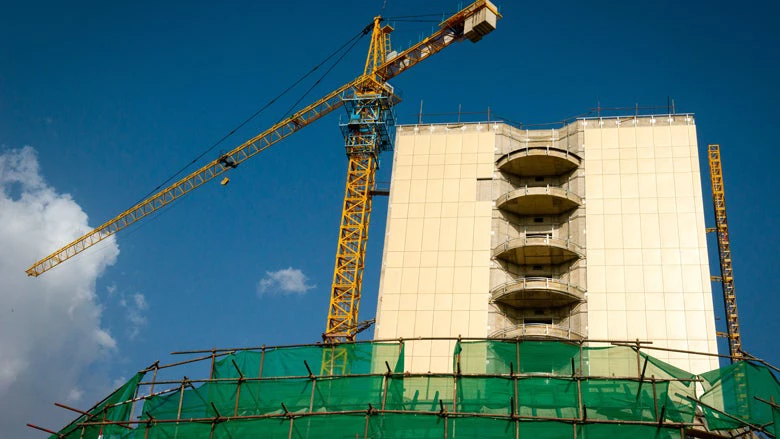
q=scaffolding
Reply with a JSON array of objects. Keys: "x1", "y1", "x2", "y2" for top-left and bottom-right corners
[
  {"x1": 33, "y1": 338, "x2": 780, "y2": 439},
  {"x1": 707, "y1": 144, "x2": 742, "y2": 361}
]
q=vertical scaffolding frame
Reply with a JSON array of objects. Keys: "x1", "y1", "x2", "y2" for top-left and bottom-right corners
[{"x1": 707, "y1": 144, "x2": 742, "y2": 361}]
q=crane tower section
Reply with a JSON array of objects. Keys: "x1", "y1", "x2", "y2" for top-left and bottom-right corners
[
  {"x1": 326, "y1": 92, "x2": 395, "y2": 342},
  {"x1": 324, "y1": 15, "x2": 397, "y2": 342},
  {"x1": 707, "y1": 144, "x2": 742, "y2": 361}
]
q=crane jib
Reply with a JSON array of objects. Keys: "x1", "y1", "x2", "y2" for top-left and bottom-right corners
[{"x1": 26, "y1": 0, "x2": 501, "y2": 281}]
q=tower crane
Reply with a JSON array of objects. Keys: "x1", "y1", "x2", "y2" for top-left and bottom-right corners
[
  {"x1": 707, "y1": 144, "x2": 743, "y2": 361},
  {"x1": 25, "y1": 1, "x2": 502, "y2": 343}
]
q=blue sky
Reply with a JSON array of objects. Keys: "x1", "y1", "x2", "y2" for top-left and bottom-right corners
[{"x1": 2, "y1": 0, "x2": 779, "y2": 436}]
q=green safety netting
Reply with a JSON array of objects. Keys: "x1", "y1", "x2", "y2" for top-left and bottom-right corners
[
  {"x1": 699, "y1": 360, "x2": 780, "y2": 435},
  {"x1": 457, "y1": 341, "x2": 698, "y2": 423},
  {"x1": 639, "y1": 351, "x2": 698, "y2": 423},
  {"x1": 143, "y1": 376, "x2": 388, "y2": 418},
  {"x1": 50, "y1": 340, "x2": 780, "y2": 438},
  {"x1": 212, "y1": 341, "x2": 404, "y2": 379},
  {"x1": 77, "y1": 416, "x2": 686, "y2": 439},
  {"x1": 52, "y1": 371, "x2": 145, "y2": 439}
]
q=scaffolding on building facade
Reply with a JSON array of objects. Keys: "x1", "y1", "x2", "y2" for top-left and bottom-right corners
[{"x1": 32, "y1": 337, "x2": 780, "y2": 439}]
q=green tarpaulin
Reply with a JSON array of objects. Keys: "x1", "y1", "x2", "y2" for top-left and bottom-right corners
[{"x1": 51, "y1": 340, "x2": 780, "y2": 438}]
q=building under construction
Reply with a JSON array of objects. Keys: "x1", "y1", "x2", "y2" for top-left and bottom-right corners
[
  {"x1": 376, "y1": 115, "x2": 719, "y2": 376},
  {"x1": 26, "y1": 1, "x2": 780, "y2": 438},
  {"x1": 37, "y1": 116, "x2": 780, "y2": 439}
]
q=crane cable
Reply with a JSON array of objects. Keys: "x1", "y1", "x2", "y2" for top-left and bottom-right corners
[
  {"x1": 278, "y1": 24, "x2": 371, "y2": 122},
  {"x1": 96, "y1": 23, "x2": 374, "y2": 256},
  {"x1": 384, "y1": 14, "x2": 444, "y2": 19},
  {"x1": 133, "y1": 24, "x2": 373, "y2": 205},
  {"x1": 385, "y1": 13, "x2": 446, "y2": 24},
  {"x1": 138, "y1": 11, "x2": 444, "y2": 206}
]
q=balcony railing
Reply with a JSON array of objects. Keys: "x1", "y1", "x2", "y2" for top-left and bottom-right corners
[
  {"x1": 492, "y1": 235, "x2": 584, "y2": 265},
  {"x1": 491, "y1": 277, "x2": 585, "y2": 307},
  {"x1": 494, "y1": 235, "x2": 584, "y2": 251},
  {"x1": 499, "y1": 183, "x2": 579, "y2": 197},
  {"x1": 496, "y1": 146, "x2": 582, "y2": 178},
  {"x1": 489, "y1": 323, "x2": 584, "y2": 340},
  {"x1": 496, "y1": 185, "x2": 582, "y2": 216}
]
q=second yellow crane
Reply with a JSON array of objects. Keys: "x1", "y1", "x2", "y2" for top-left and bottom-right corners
[{"x1": 707, "y1": 144, "x2": 742, "y2": 361}]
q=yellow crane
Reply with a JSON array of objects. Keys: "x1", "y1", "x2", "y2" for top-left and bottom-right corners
[
  {"x1": 707, "y1": 144, "x2": 742, "y2": 361},
  {"x1": 25, "y1": 1, "x2": 502, "y2": 343}
]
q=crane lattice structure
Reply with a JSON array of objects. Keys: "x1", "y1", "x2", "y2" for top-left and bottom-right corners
[
  {"x1": 707, "y1": 144, "x2": 742, "y2": 361},
  {"x1": 25, "y1": 1, "x2": 501, "y2": 345}
]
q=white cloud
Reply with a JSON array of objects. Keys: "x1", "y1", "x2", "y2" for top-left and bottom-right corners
[
  {"x1": 0, "y1": 146, "x2": 119, "y2": 438},
  {"x1": 133, "y1": 293, "x2": 148, "y2": 310},
  {"x1": 119, "y1": 292, "x2": 149, "y2": 340},
  {"x1": 111, "y1": 376, "x2": 127, "y2": 390},
  {"x1": 94, "y1": 329, "x2": 118, "y2": 350},
  {"x1": 257, "y1": 267, "x2": 315, "y2": 296},
  {"x1": 65, "y1": 388, "x2": 84, "y2": 403}
]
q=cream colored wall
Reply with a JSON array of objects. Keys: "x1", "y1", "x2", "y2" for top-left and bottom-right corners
[
  {"x1": 375, "y1": 123, "x2": 496, "y2": 373},
  {"x1": 582, "y1": 116, "x2": 719, "y2": 373},
  {"x1": 376, "y1": 117, "x2": 720, "y2": 374}
]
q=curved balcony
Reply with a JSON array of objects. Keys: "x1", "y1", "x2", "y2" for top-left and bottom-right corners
[
  {"x1": 489, "y1": 324, "x2": 585, "y2": 340},
  {"x1": 497, "y1": 147, "x2": 581, "y2": 177},
  {"x1": 492, "y1": 236, "x2": 583, "y2": 265},
  {"x1": 496, "y1": 186, "x2": 581, "y2": 216},
  {"x1": 491, "y1": 277, "x2": 585, "y2": 308}
]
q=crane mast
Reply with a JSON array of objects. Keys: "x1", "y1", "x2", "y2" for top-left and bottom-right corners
[
  {"x1": 324, "y1": 18, "x2": 396, "y2": 343},
  {"x1": 26, "y1": 1, "x2": 501, "y2": 345},
  {"x1": 324, "y1": 0, "x2": 503, "y2": 341},
  {"x1": 707, "y1": 144, "x2": 742, "y2": 361}
]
